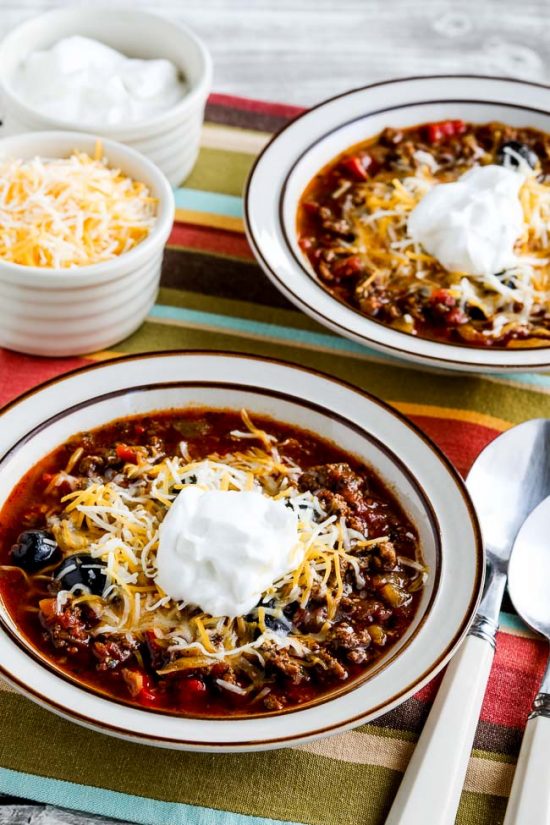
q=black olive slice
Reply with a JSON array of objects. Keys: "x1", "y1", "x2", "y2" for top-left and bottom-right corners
[
  {"x1": 10, "y1": 530, "x2": 59, "y2": 571},
  {"x1": 55, "y1": 553, "x2": 107, "y2": 596},
  {"x1": 497, "y1": 140, "x2": 538, "y2": 170}
]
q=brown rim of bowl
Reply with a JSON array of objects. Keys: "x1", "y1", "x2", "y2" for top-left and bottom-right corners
[
  {"x1": 243, "y1": 74, "x2": 550, "y2": 370},
  {"x1": 0, "y1": 350, "x2": 484, "y2": 747}
]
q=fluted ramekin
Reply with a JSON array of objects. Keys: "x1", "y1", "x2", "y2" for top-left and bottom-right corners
[
  {"x1": 0, "y1": 8, "x2": 212, "y2": 187},
  {"x1": 0, "y1": 131, "x2": 175, "y2": 357}
]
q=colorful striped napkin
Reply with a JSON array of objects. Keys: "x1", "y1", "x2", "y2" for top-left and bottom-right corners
[{"x1": 0, "y1": 94, "x2": 549, "y2": 825}]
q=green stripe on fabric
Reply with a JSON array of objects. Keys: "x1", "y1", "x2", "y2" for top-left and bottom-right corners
[
  {"x1": 456, "y1": 791, "x2": 507, "y2": 825},
  {"x1": 356, "y1": 724, "x2": 417, "y2": 743},
  {"x1": 0, "y1": 693, "x2": 398, "y2": 825},
  {"x1": 119, "y1": 320, "x2": 550, "y2": 424},
  {"x1": 0, "y1": 767, "x2": 306, "y2": 825},
  {"x1": 183, "y1": 147, "x2": 254, "y2": 196},
  {"x1": 471, "y1": 750, "x2": 515, "y2": 765},
  {"x1": 174, "y1": 188, "x2": 244, "y2": 218}
]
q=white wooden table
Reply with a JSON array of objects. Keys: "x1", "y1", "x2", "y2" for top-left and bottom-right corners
[{"x1": 1, "y1": 0, "x2": 549, "y2": 822}]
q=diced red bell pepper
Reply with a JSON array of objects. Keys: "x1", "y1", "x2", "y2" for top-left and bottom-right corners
[
  {"x1": 423, "y1": 120, "x2": 466, "y2": 144},
  {"x1": 115, "y1": 444, "x2": 139, "y2": 464},
  {"x1": 340, "y1": 154, "x2": 375, "y2": 180}
]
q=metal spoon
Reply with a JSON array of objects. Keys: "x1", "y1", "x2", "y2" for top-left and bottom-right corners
[
  {"x1": 386, "y1": 418, "x2": 550, "y2": 825},
  {"x1": 504, "y1": 496, "x2": 550, "y2": 825}
]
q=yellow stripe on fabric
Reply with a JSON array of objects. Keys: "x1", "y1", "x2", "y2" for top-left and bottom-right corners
[
  {"x1": 201, "y1": 122, "x2": 271, "y2": 154},
  {"x1": 174, "y1": 207, "x2": 245, "y2": 233},
  {"x1": 297, "y1": 731, "x2": 514, "y2": 797},
  {"x1": 85, "y1": 350, "x2": 125, "y2": 362},
  {"x1": 392, "y1": 403, "x2": 511, "y2": 432}
]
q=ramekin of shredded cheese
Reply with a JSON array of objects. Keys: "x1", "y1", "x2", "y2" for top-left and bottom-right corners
[{"x1": 0, "y1": 131, "x2": 174, "y2": 357}]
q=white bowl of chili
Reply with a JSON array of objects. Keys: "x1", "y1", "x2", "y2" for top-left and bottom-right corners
[
  {"x1": 0, "y1": 130, "x2": 175, "y2": 357},
  {"x1": 245, "y1": 75, "x2": 550, "y2": 373},
  {"x1": 0, "y1": 352, "x2": 483, "y2": 751}
]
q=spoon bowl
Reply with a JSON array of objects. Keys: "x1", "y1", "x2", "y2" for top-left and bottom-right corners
[
  {"x1": 508, "y1": 496, "x2": 550, "y2": 640},
  {"x1": 467, "y1": 419, "x2": 550, "y2": 570}
]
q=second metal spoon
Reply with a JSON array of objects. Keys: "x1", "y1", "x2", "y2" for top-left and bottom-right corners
[{"x1": 504, "y1": 496, "x2": 550, "y2": 825}]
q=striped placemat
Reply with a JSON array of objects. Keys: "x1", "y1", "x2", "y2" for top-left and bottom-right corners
[{"x1": 0, "y1": 93, "x2": 548, "y2": 825}]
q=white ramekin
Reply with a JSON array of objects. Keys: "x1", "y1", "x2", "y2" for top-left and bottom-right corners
[
  {"x1": 0, "y1": 131, "x2": 175, "y2": 357},
  {"x1": 0, "y1": 8, "x2": 212, "y2": 187}
]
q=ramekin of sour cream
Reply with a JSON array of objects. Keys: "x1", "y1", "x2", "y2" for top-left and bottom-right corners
[{"x1": 0, "y1": 8, "x2": 212, "y2": 187}]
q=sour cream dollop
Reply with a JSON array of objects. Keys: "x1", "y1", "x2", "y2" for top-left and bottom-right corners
[
  {"x1": 155, "y1": 487, "x2": 302, "y2": 618},
  {"x1": 12, "y1": 36, "x2": 186, "y2": 126},
  {"x1": 407, "y1": 165, "x2": 525, "y2": 276}
]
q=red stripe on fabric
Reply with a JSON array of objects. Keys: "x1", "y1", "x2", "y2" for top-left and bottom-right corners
[
  {"x1": 415, "y1": 632, "x2": 548, "y2": 728},
  {"x1": 207, "y1": 92, "x2": 305, "y2": 119},
  {"x1": 169, "y1": 222, "x2": 255, "y2": 261},
  {"x1": 482, "y1": 633, "x2": 547, "y2": 727},
  {"x1": 409, "y1": 415, "x2": 499, "y2": 477},
  {"x1": 0, "y1": 350, "x2": 91, "y2": 408}
]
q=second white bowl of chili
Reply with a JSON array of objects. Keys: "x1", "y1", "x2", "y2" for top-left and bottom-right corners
[{"x1": 246, "y1": 75, "x2": 550, "y2": 373}]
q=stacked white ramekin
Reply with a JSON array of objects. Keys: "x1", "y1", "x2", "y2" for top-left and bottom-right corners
[
  {"x1": 0, "y1": 8, "x2": 212, "y2": 187},
  {"x1": 0, "y1": 132, "x2": 175, "y2": 357}
]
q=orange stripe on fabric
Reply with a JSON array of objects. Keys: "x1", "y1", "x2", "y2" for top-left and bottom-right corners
[
  {"x1": 174, "y1": 208, "x2": 244, "y2": 233},
  {"x1": 392, "y1": 402, "x2": 510, "y2": 432}
]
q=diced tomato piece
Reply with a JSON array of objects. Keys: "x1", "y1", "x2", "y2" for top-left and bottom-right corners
[
  {"x1": 115, "y1": 444, "x2": 139, "y2": 464},
  {"x1": 446, "y1": 307, "x2": 467, "y2": 326},
  {"x1": 134, "y1": 424, "x2": 145, "y2": 436},
  {"x1": 137, "y1": 681, "x2": 157, "y2": 703},
  {"x1": 38, "y1": 597, "x2": 58, "y2": 622},
  {"x1": 122, "y1": 668, "x2": 157, "y2": 703},
  {"x1": 177, "y1": 677, "x2": 207, "y2": 703},
  {"x1": 298, "y1": 236, "x2": 314, "y2": 252},
  {"x1": 42, "y1": 473, "x2": 54, "y2": 484},
  {"x1": 340, "y1": 155, "x2": 374, "y2": 180},
  {"x1": 302, "y1": 201, "x2": 319, "y2": 216},
  {"x1": 430, "y1": 288, "x2": 456, "y2": 308},
  {"x1": 333, "y1": 255, "x2": 363, "y2": 279},
  {"x1": 424, "y1": 120, "x2": 466, "y2": 144}
]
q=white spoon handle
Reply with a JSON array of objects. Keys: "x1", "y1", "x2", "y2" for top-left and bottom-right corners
[
  {"x1": 503, "y1": 706, "x2": 550, "y2": 825},
  {"x1": 385, "y1": 634, "x2": 494, "y2": 825}
]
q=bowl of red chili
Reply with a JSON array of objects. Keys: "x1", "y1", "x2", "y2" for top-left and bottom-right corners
[
  {"x1": 245, "y1": 75, "x2": 550, "y2": 372},
  {"x1": 0, "y1": 352, "x2": 482, "y2": 750}
]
